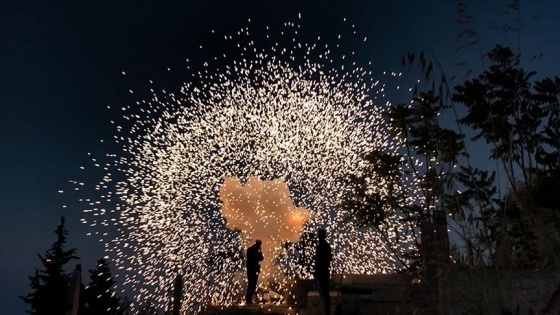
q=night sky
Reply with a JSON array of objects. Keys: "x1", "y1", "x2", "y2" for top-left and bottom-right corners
[{"x1": 1, "y1": 1, "x2": 559, "y2": 314}]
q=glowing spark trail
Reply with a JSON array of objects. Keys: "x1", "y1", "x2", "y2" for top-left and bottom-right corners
[{"x1": 76, "y1": 15, "x2": 417, "y2": 313}]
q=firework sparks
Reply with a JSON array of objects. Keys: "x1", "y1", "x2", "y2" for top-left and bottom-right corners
[{"x1": 75, "y1": 15, "x2": 417, "y2": 313}]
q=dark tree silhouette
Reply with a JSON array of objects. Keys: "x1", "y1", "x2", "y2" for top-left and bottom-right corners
[
  {"x1": 341, "y1": 90, "x2": 465, "y2": 274},
  {"x1": 385, "y1": 91, "x2": 465, "y2": 221},
  {"x1": 343, "y1": 44, "x2": 559, "y2": 270},
  {"x1": 453, "y1": 45, "x2": 560, "y2": 267},
  {"x1": 454, "y1": 45, "x2": 556, "y2": 190},
  {"x1": 20, "y1": 216, "x2": 79, "y2": 315},
  {"x1": 82, "y1": 258, "x2": 126, "y2": 315}
]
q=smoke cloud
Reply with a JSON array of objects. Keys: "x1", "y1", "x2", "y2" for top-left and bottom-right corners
[{"x1": 220, "y1": 176, "x2": 311, "y2": 280}]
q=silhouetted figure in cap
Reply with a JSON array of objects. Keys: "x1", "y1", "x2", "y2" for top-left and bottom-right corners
[
  {"x1": 314, "y1": 229, "x2": 332, "y2": 315},
  {"x1": 245, "y1": 239, "x2": 263, "y2": 304}
]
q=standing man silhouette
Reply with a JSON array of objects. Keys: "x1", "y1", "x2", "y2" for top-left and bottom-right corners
[
  {"x1": 245, "y1": 239, "x2": 263, "y2": 304},
  {"x1": 315, "y1": 229, "x2": 332, "y2": 315}
]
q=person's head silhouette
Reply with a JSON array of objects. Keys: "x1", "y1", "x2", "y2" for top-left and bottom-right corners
[
  {"x1": 318, "y1": 228, "x2": 327, "y2": 241},
  {"x1": 255, "y1": 239, "x2": 262, "y2": 247}
]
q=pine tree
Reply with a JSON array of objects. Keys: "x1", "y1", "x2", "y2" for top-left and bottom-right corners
[
  {"x1": 82, "y1": 258, "x2": 125, "y2": 315},
  {"x1": 20, "y1": 216, "x2": 79, "y2": 315}
]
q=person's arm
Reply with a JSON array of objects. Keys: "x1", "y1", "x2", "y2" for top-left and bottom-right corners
[{"x1": 258, "y1": 249, "x2": 264, "y2": 261}]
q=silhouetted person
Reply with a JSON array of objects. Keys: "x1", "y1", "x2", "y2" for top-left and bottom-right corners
[
  {"x1": 314, "y1": 229, "x2": 332, "y2": 315},
  {"x1": 245, "y1": 239, "x2": 263, "y2": 304}
]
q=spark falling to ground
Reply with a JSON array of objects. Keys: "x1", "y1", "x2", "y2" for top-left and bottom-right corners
[{"x1": 73, "y1": 14, "x2": 417, "y2": 313}]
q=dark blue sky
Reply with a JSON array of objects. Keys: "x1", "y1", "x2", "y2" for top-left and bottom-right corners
[{"x1": 1, "y1": 1, "x2": 559, "y2": 314}]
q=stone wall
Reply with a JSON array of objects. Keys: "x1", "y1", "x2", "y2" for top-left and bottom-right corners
[
  {"x1": 303, "y1": 269, "x2": 558, "y2": 315},
  {"x1": 304, "y1": 274, "x2": 414, "y2": 315},
  {"x1": 443, "y1": 268, "x2": 559, "y2": 315}
]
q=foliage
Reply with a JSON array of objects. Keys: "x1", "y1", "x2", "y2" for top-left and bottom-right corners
[
  {"x1": 454, "y1": 45, "x2": 559, "y2": 188},
  {"x1": 343, "y1": 42, "x2": 559, "y2": 271},
  {"x1": 385, "y1": 91, "x2": 465, "y2": 218},
  {"x1": 340, "y1": 148, "x2": 422, "y2": 272},
  {"x1": 341, "y1": 89, "x2": 465, "y2": 273},
  {"x1": 453, "y1": 45, "x2": 560, "y2": 267},
  {"x1": 81, "y1": 258, "x2": 127, "y2": 315},
  {"x1": 447, "y1": 166, "x2": 501, "y2": 264},
  {"x1": 20, "y1": 216, "x2": 79, "y2": 315},
  {"x1": 340, "y1": 149, "x2": 406, "y2": 227},
  {"x1": 341, "y1": 3, "x2": 558, "y2": 312}
]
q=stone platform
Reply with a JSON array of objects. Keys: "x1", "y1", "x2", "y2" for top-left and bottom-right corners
[
  {"x1": 200, "y1": 269, "x2": 559, "y2": 315},
  {"x1": 306, "y1": 274, "x2": 414, "y2": 315},
  {"x1": 201, "y1": 304, "x2": 299, "y2": 315},
  {"x1": 202, "y1": 274, "x2": 415, "y2": 315}
]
